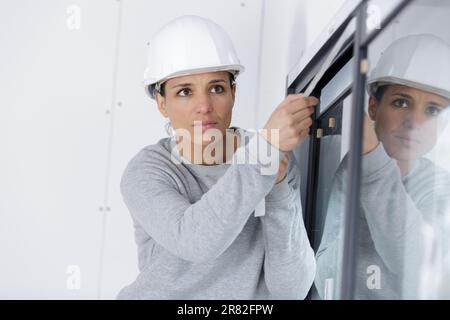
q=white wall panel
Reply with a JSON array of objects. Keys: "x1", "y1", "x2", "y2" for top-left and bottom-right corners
[{"x1": 0, "y1": 0, "x2": 120, "y2": 298}]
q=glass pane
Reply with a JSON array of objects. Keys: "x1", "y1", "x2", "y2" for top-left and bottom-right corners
[
  {"x1": 313, "y1": 94, "x2": 353, "y2": 300},
  {"x1": 358, "y1": 0, "x2": 450, "y2": 299}
]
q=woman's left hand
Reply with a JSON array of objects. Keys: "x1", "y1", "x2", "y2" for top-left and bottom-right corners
[{"x1": 275, "y1": 153, "x2": 289, "y2": 184}]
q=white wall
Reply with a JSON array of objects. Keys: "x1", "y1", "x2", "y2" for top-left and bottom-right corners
[
  {"x1": 0, "y1": 0, "x2": 120, "y2": 299},
  {"x1": 0, "y1": 0, "x2": 348, "y2": 299}
]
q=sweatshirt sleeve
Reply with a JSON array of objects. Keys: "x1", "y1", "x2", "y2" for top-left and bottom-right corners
[
  {"x1": 261, "y1": 152, "x2": 316, "y2": 299},
  {"x1": 359, "y1": 143, "x2": 437, "y2": 297},
  {"x1": 120, "y1": 133, "x2": 283, "y2": 263}
]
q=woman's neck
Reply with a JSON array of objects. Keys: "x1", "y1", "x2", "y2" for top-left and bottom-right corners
[
  {"x1": 177, "y1": 131, "x2": 241, "y2": 165},
  {"x1": 396, "y1": 159, "x2": 416, "y2": 177}
]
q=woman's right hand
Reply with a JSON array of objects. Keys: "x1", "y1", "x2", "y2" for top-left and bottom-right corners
[{"x1": 261, "y1": 94, "x2": 319, "y2": 152}]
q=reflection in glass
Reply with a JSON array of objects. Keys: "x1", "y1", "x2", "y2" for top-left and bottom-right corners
[
  {"x1": 315, "y1": 1, "x2": 450, "y2": 299},
  {"x1": 360, "y1": 34, "x2": 450, "y2": 299}
]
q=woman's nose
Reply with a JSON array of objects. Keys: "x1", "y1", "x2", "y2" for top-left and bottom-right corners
[
  {"x1": 194, "y1": 92, "x2": 213, "y2": 114},
  {"x1": 403, "y1": 109, "x2": 428, "y2": 129}
]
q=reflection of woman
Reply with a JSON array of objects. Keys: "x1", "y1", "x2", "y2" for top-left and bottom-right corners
[
  {"x1": 315, "y1": 34, "x2": 450, "y2": 299},
  {"x1": 117, "y1": 15, "x2": 318, "y2": 299}
]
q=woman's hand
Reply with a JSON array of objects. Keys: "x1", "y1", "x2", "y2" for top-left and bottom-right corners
[
  {"x1": 261, "y1": 94, "x2": 319, "y2": 152},
  {"x1": 275, "y1": 153, "x2": 289, "y2": 184}
]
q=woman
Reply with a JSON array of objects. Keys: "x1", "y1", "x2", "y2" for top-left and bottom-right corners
[
  {"x1": 117, "y1": 15, "x2": 318, "y2": 299},
  {"x1": 315, "y1": 34, "x2": 450, "y2": 299}
]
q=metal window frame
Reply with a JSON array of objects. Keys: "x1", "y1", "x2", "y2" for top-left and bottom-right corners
[{"x1": 286, "y1": 0, "x2": 413, "y2": 299}]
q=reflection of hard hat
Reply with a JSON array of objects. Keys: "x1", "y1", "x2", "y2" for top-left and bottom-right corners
[
  {"x1": 367, "y1": 34, "x2": 450, "y2": 100},
  {"x1": 143, "y1": 15, "x2": 245, "y2": 99}
]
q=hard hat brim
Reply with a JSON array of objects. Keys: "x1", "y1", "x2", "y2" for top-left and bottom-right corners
[{"x1": 367, "y1": 77, "x2": 450, "y2": 101}]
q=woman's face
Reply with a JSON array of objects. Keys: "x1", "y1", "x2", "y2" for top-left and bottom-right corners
[
  {"x1": 368, "y1": 84, "x2": 450, "y2": 161},
  {"x1": 155, "y1": 71, "x2": 235, "y2": 147}
]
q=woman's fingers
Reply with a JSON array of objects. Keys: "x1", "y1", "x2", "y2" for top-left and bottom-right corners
[
  {"x1": 291, "y1": 106, "x2": 315, "y2": 123},
  {"x1": 285, "y1": 95, "x2": 319, "y2": 114},
  {"x1": 263, "y1": 94, "x2": 318, "y2": 152}
]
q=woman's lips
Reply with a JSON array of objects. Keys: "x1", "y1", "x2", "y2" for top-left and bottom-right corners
[
  {"x1": 395, "y1": 135, "x2": 419, "y2": 147},
  {"x1": 193, "y1": 121, "x2": 218, "y2": 132}
]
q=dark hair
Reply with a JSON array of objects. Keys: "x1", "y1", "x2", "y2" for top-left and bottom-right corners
[
  {"x1": 152, "y1": 72, "x2": 236, "y2": 98},
  {"x1": 373, "y1": 85, "x2": 388, "y2": 102}
]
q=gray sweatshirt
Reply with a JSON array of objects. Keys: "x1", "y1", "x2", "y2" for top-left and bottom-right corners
[
  {"x1": 315, "y1": 142, "x2": 450, "y2": 299},
  {"x1": 117, "y1": 128, "x2": 316, "y2": 300}
]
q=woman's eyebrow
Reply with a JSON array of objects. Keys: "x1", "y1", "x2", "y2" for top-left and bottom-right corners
[
  {"x1": 427, "y1": 101, "x2": 448, "y2": 108},
  {"x1": 209, "y1": 79, "x2": 226, "y2": 84},
  {"x1": 171, "y1": 82, "x2": 192, "y2": 89},
  {"x1": 170, "y1": 79, "x2": 226, "y2": 89},
  {"x1": 391, "y1": 93, "x2": 413, "y2": 99},
  {"x1": 392, "y1": 93, "x2": 448, "y2": 107}
]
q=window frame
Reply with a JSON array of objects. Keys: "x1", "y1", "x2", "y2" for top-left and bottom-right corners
[{"x1": 286, "y1": 0, "x2": 413, "y2": 299}]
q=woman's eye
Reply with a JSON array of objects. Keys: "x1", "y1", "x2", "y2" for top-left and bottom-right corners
[
  {"x1": 392, "y1": 99, "x2": 409, "y2": 108},
  {"x1": 177, "y1": 88, "x2": 191, "y2": 97},
  {"x1": 426, "y1": 105, "x2": 442, "y2": 117},
  {"x1": 210, "y1": 85, "x2": 224, "y2": 94}
]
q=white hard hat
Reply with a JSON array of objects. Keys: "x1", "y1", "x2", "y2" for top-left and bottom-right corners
[
  {"x1": 143, "y1": 15, "x2": 245, "y2": 99},
  {"x1": 367, "y1": 34, "x2": 450, "y2": 100}
]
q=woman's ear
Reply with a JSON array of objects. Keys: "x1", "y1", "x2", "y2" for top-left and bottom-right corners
[
  {"x1": 155, "y1": 93, "x2": 169, "y2": 118},
  {"x1": 368, "y1": 96, "x2": 378, "y2": 121},
  {"x1": 231, "y1": 83, "x2": 236, "y2": 104}
]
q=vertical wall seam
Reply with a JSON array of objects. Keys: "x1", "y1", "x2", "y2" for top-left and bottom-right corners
[
  {"x1": 97, "y1": 0, "x2": 124, "y2": 300},
  {"x1": 254, "y1": 0, "x2": 267, "y2": 128}
]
